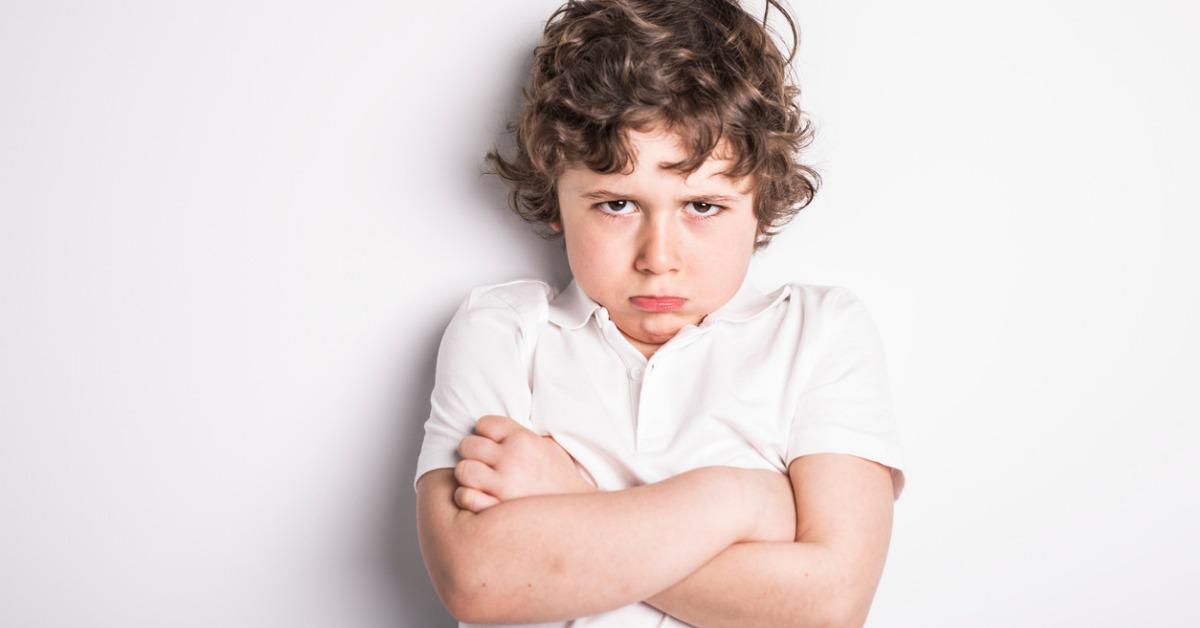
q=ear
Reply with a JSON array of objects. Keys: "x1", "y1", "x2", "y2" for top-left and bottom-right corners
[{"x1": 549, "y1": 220, "x2": 562, "y2": 233}]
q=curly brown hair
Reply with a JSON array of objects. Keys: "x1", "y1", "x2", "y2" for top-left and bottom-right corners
[{"x1": 483, "y1": 0, "x2": 820, "y2": 252}]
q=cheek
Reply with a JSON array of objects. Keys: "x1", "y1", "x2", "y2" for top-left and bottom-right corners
[
  {"x1": 564, "y1": 223, "x2": 626, "y2": 277},
  {"x1": 702, "y1": 216, "x2": 757, "y2": 256}
]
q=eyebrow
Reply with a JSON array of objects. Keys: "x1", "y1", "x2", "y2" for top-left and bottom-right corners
[{"x1": 580, "y1": 188, "x2": 741, "y2": 203}]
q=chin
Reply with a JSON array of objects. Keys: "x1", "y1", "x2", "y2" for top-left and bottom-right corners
[{"x1": 641, "y1": 319, "x2": 685, "y2": 338}]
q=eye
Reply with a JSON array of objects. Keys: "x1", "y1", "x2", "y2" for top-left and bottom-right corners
[
  {"x1": 687, "y1": 201, "x2": 725, "y2": 220},
  {"x1": 595, "y1": 200, "x2": 636, "y2": 218}
]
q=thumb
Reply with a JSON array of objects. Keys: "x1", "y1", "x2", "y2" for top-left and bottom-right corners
[{"x1": 473, "y1": 414, "x2": 525, "y2": 442}]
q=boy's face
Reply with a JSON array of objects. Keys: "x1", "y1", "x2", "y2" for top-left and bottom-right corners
[{"x1": 552, "y1": 125, "x2": 759, "y2": 356}]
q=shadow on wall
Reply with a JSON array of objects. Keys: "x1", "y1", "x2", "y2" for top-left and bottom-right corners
[{"x1": 367, "y1": 38, "x2": 571, "y2": 626}]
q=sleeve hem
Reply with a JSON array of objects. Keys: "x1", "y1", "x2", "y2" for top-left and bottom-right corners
[
  {"x1": 413, "y1": 456, "x2": 459, "y2": 493},
  {"x1": 786, "y1": 424, "x2": 907, "y2": 501}
]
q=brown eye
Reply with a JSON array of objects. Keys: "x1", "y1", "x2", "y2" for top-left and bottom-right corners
[
  {"x1": 688, "y1": 201, "x2": 724, "y2": 219},
  {"x1": 596, "y1": 200, "x2": 634, "y2": 217}
]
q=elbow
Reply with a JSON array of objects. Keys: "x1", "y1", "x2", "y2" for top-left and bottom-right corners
[
  {"x1": 778, "y1": 592, "x2": 862, "y2": 628},
  {"x1": 786, "y1": 577, "x2": 866, "y2": 628},
  {"x1": 448, "y1": 561, "x2": 532, "y2": 625},
  {"x1": 433, "y1": 571, "x2": 477, "y2": 624},
  {"x1": 446, "y1": 587, "x2": 484, "y2": 625},
  {"x1": 436, "y1": 554, "x2": 494, "y2": 624},
  {"x1": 422, "y1": 521, "x2": 493, "y2": 622},
  {"x1": 448, "y1": 578, "x2": 514, "y2": 625},
  {"x1": 822, "y1": 597, "x2": 868, "y2": 628},
  {"x1": 422, "y1": 556, "x2": 475, "y2": 623},
  {"x1": 441, "y1": 547, "x2": 501, "y2": 624}
]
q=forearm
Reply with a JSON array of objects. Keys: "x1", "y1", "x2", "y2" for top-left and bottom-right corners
[
  {"x1": 452, "y1": 467, "x2": 747, "y2": 625},
  {"x1": 646, "y1": 540, "x2": 844, "y2": 628}
]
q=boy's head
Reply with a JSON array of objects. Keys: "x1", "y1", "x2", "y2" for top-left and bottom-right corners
[
  {"x1": 485, "y1": 0, "x2": 819, "y2": 251},
  {"x1": 484, "y1": 0, "x2": 820, "y2": 353}
]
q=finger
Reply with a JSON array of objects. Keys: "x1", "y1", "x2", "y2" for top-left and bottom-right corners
[
  {"x1": 473, "y1": 414, "x2": 525, "y2": 442},
  {"x1": 543, "y1": 436, "x2": 599, "y2": 490},
  {"x1": 458, "y1": 434, "x2": 503, "y2": 466},
  {"x1": 454, "y1": 458, "x2": 502, "y2": 495},
  {"x1": 454, "y1": 485, "x2": 499, "y2": 513},
  {"x1": 541, "y1": 434, "x2": 571, "y2": 454}
]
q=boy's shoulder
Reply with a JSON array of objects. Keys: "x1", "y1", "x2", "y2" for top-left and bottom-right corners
[
  {"x1": 777, "y1": 282, "x2": 885, "y2": 346},
  {"x1": 463, "y1": 277, "x2": 556, "y2": 322},
  {"x1": 778, "y1": 281, "x2": 852, "y2": 308},
  {"x1": 776, "y1": 282, "x2": 879, "y2": 326}
]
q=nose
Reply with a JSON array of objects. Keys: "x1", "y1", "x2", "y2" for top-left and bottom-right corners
[{"x1": 634, "y1": 215, "x2": 681, "y2": 275}]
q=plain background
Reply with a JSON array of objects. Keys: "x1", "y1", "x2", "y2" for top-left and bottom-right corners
[{"x1": 2, "y1": 0, "x2": 1197, "y2": 626}]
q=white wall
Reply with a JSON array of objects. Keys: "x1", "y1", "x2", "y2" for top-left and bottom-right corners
[{"x1": 1, "y1": 1, "x2": 1196, "y2": 626}]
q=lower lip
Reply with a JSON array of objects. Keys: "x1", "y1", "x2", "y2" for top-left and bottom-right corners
[{"x1": 630, "y1": 297, "x2": 687, "y2": 312}]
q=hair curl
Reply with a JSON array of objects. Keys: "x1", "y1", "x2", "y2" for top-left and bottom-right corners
[{"x1": 483, "y1": 0, "x2": 820, "y2": 251}]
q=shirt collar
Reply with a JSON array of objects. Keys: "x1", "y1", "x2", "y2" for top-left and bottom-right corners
[
  {"x1": 548, "y1": 275, "x2": 790, "y2": 331},
  {"x1": 547, "y1": 277, "x2": 605, "y2": 330}
]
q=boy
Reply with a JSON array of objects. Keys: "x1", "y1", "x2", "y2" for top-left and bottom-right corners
[{"x1": 414, "y1": 1, "x2": 906, "y2": 626}]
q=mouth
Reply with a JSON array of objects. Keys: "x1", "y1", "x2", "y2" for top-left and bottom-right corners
[{"x1": 630, "y1": 296, "x2": 687, "y2": 312}]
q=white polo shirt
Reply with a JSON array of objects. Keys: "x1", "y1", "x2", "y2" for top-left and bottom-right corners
[{"x1": 414, "y1": 274, "x2": 907, "y2": 628}]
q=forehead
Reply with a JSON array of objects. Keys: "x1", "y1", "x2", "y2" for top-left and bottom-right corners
[{"x1": 560, "y1": 127, "x2": 749, "y2": 193}]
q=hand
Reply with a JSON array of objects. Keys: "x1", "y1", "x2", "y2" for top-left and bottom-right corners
[
  {"x1": 737, "y1": 468, "x2": 798, "y2": 543},
  {"x1": 453, "y1": 415, "x2": 599, "y2": 513}
]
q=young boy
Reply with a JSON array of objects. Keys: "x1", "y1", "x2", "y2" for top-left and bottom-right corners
[{"x1": 414, "y1": 1, "x2": 906, "y2": 626}]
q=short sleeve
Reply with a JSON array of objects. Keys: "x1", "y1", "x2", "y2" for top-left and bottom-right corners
[
  {"x1": 785, "y1": 288, "x2": 907, "y2": 500},
  {"x1": 412, "y1": 287, "x2": 535, "y2": 493}
]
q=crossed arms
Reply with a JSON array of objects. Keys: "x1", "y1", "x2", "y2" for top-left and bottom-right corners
[{"x1": 414, "y1": 416, "x2": 896, "y2": 627}]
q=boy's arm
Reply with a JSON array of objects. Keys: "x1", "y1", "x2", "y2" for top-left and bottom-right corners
[
  {"x1": 643, "y1": 454, "x2": 897, "y2": 628},
  {"x1": 433, "y1": 465, "x2": 756, "y2": 625},
  {"x1": 645, "y1": 541, "x2": 841, "y2": 628}
]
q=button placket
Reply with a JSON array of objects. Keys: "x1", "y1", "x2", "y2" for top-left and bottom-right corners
[
  {"x1": 596, "y1": 319, "x2": 652, "y2": 449},
  {"x1": 636, "y1": 360, "x2": 672, "y2": 451},
  {"x1": 594, "y1": 313, "x2": 676, "y2": 452}
]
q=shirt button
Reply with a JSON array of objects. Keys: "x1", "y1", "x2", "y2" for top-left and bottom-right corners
[{"x1": 629, "y1": 366, "x2": 645, "y2": 381}]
